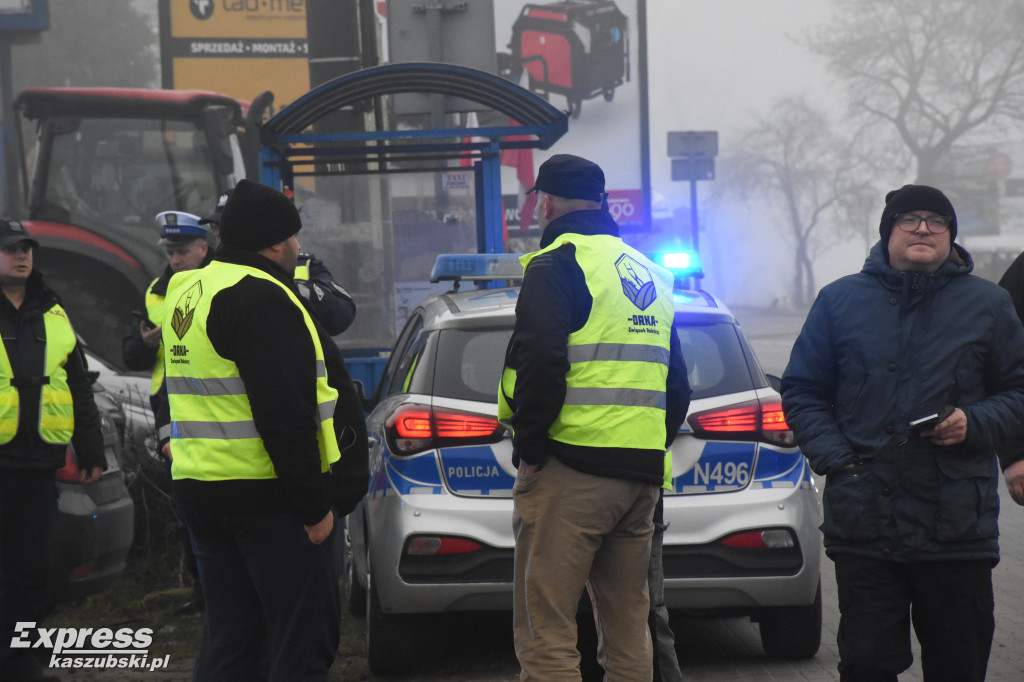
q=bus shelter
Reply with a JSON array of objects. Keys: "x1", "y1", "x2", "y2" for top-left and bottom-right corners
[
  {"x1": 257, "y1": 62, "x2": 568, "y2": 391},
  {"x1": 259, "y1": 61, "x2": 568, "y2": 255}
]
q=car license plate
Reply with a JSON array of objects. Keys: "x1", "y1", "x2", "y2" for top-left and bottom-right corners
[{"x1": 671, "y1": 442, "x2": 755, "y2": 494}]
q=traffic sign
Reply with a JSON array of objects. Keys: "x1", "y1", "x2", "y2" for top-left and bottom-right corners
[
  {"x1": 668, "y1": 131, "x2": 718, "y2": 158},
  {"x1": 672, "y1": 157, "x2": 715, "y2": 181}
]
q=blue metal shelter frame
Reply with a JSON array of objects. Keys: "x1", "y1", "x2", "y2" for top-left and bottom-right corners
[{"x1": 259, "y1": 62, "x2": 568, "y2": 255}]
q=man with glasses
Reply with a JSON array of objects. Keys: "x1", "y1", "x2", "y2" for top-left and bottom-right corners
[
  {"x1": 0, "y1": 219, "x2": 104, "y2": 682},
  {"x1": 781, "y1": 185, "x2": 1024, "y2": 681}
]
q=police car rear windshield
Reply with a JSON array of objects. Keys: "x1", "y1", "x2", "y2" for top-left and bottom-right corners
[{"x1": 433, "y1": 328, "x2": 513, "y2": 404}]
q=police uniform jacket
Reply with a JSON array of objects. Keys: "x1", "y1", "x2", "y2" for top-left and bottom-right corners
[
  {"x1": 782, "y1": 241, "x2": 1024, "y2": 563},
  {"x1": 502, "y1": 209, "x2": 690, "y2": 484},
  {"x1": 121, "y1": 265, "x2": 171, "y2": 374},
  {"x1": 0, "y1": 270, "x2": 104, "y2": 471}
]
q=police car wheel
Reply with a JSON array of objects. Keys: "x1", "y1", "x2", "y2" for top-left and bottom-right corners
[
  {"x1": 343, "y1": 527, "x2": 366, "y2": 617},
  {"x1": 366, "y1": 577, "x2": 423, "y2": 674}
]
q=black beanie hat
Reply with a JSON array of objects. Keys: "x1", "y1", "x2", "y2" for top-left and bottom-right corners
[
  {"x1": 218, "y1": 179, "x2": 301, "y2": 252},
  {"x1": 879, "y1": 184, "x2": 958, "y2": 244}
]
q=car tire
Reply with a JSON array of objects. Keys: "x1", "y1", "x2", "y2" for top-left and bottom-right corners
[
  {"x1": 757, "y1": 578, "x2": 822, "y2": 659},
  {"x1": 343, "y1": 524, "x2": 366, "y2": 617},
  {"x1": 366, "y1": 575, "x2": 422, "y2": 674}
]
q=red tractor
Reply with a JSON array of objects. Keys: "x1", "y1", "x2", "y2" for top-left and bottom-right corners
[{"x1": 13, "y1": 88, "x2": 265, "y2": 367}]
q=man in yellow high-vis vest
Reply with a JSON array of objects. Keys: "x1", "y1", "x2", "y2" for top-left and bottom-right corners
[
  {"x1": 163, "y1": 180, "x2": 355, "y2": 682},
  {"x1": 0, "y1": 219, "x2": 105, "y2": 682},
  {"x1": 500, "y1": 155, "x2": 691, "y2": 681}
]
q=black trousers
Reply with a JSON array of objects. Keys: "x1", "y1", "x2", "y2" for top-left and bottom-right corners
[
  {"x1": 833, "y1": 554, "x2": 994, "y2": 682},
  {"x1": 177, "y1": 502, "x2": 341, "y2": 682},
  {"x1": 0, "y1": 469, "x2": 57, "y2": 680}
]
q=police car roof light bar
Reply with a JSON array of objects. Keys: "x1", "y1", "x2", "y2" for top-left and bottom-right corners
[{"x1": 430, "y1": 254, "x2": 524, "y2": 284}]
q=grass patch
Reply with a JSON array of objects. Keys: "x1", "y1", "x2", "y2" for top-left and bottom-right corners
[
  {"x1": 46, "y1": 547, "x2": 204, "y2": 661},
  {"x1": 45, "y1": 544, "x2": 371, "y2": 681}
]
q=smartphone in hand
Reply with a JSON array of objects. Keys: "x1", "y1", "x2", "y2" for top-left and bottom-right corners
[
  {"x1": 131, "y1": 310, "x2": 156, "y2": 330},
  {"x1": 909, "y1": 413, "x2": 941, "y2": 432}
]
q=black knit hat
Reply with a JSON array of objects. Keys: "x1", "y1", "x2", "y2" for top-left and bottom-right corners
[
  {"x1": 218, "y1": 180, "x2": 301, "y2": 252},
  {"x1": 879, "y1": 184, "x2": 958, "y2": 245}
]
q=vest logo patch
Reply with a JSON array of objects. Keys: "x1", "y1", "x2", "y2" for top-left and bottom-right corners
[
  {"x1": 615, "y1": 254, "x2": 658, "y2": 311},
  {"x1": 170, "y1": 281, "x2": 203, "y2": 341}
]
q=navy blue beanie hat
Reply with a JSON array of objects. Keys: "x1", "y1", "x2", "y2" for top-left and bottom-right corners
[{"x1": 879, "y1": 184, "x2": 958, "y2": 245}]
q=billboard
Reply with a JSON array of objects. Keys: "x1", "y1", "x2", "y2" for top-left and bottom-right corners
[
  {"x1": 496, "y1": 0, "x2": 645, "y2": 230},
  {"x1": 380, "y1": 0, "x2": 647, "y2": 232},
  {"x1": 158, "y1": 0, "x2": 310, "y2": 116}
]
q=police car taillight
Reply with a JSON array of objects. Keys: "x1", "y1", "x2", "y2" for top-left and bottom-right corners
[
  {"x1": 687, "y1": 399, "x2": 795, "y2": 447},
  {"x1": 406, "y1": 536, "x2": 483, "y2": 556},
  {"x1": 720, "y1": 529, "x2": 796, "y2": 549},
  {"x1": 386, "y1": 403, "x2": 506, "y2": 455}
]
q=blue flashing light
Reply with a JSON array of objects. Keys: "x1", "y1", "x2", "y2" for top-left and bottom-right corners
[
  {"x1": 658, "y1": 251, "x2": 704, "y2": 278},
  {"x1": 430, "y1": 254, "x2": 524, "y2": 283}
]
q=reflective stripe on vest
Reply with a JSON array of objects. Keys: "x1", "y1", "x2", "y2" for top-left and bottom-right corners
[
  {"x1": 145, "y1": 278, "x2": 165, "y2": 396},
  {"x1": 518, "y1": 233, "x2": 675, "y2": 451},
  {"x1": 294, "y1": 254, "x2": 311, "y2": 283},
  {"x1": 164, "y1": 261, "x2": 340, "y2": 481},
  {"x1": 0, "y1": 304, "x2": 77, "y2": 445}
]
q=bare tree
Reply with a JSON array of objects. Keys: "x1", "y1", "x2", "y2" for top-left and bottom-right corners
[
  {"x1": 804, "y1": 0, "x2": 1024, "y2": 184},
  {"x1": 728, "y1": 97, "x2": 872, "y2": 306}
]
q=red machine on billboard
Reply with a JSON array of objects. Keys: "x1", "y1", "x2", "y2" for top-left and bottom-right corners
[{"x1": 505, "y1": 1, "x2": 629, "y2": 119}]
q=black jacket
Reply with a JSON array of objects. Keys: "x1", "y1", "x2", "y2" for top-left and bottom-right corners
[
  {"x1": 782, "y1": 242, "x2": 1024, "y2": 562},
  {"x1": 0, "y1": 270, "x2": 104, "y2": 471},
  {"x1": 120, "y1": 265, "x2": 172, "y2": 373},
  {"x1": 295, "y1": 253, "x2": 357, "y2": 336},
  {"x1": 122, "y1": 251, "x2": 214, "y2": 375},
  {"x1": 169, "y1": 245, "x2": 367, "y2": 523},
  {"x1": 504, "y1": 210, "x2": 691, "y2": 484},
  {"x1": 996, "y1": 250, "x2": 1024, "y2": 471}
]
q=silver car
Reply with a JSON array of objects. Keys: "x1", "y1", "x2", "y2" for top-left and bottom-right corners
[
  {"x1": 345, "y1": 255, "x2": 822, "y2": 673},
  {"x1": 49, "y1": 354, "x2": 136, "y2": 602}
]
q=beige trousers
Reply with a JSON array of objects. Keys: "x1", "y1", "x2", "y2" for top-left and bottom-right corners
[{"x1": 512, "y1": 457, "x2": 658, "y2": 682}]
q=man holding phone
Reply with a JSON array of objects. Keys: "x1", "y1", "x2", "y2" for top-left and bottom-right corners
[
  {"x1": 122, "y1": 211, "x2": 212, "y2": 416},
  {"x1": 120, "y1": 210, "x2": 211, "y2": 617},
  {"x1": 781, "y1": 185, "x2": 1024, "y2": 681}
]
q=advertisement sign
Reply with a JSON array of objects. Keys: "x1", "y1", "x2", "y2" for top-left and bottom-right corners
[
  {"x1": 158, "y1": 0, "x2": 310, "y2": 116},
  {"x1": 379, "y1": 0, "x2": 646, "y2": 231},
  {"x1": 493, "y1": 0, "x2": 645, "y2": 229}
]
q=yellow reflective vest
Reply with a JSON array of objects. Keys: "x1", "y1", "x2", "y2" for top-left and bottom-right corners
[
  {"x1": 144, "y1": 277, "x2": 166, "y2": 396},
  {"x1": 514, "y1": 233, "x2": 675, "y2": 451},
  {"x1": 0, "y1": 303, "x2": 77, "y2": 444},
  {"x1": 163, "y1": 261, "x2": 341, "y2": 481}
]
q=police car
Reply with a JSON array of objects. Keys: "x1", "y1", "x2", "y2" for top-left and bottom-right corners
[{"x1": 345, "y1": 253, "x2": 822, "y2": 673}]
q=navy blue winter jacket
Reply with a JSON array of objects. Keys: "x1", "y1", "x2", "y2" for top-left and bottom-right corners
[{"x1": 781, "y1": 242, "x2": 1024, "y2": 563}]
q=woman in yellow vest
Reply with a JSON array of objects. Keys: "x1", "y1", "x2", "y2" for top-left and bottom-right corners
[
  {"x1": 163, "y1": 180, "x2": 343, "y2": 682},
  {"x1": 0, "y1": 219, "x2": 105, "y2": 682}
]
